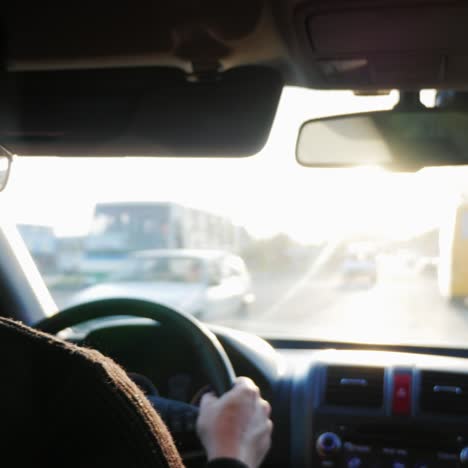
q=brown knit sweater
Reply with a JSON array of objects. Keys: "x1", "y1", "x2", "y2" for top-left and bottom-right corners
[{"x1": 0, "y1": 318, "x2": 246, "y2": 468}]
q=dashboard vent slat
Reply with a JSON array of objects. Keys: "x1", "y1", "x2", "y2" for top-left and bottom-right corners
[
  {"x1": 325, "y1": 366, "x2": 384, "y2": 408},
  {"x1": 421, "y1": 371, "x2": 468, "y2": 414}
]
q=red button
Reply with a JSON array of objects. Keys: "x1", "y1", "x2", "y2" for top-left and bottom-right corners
[{"x1": 392, "y1": 373, "x2": 412, "y2": 415}]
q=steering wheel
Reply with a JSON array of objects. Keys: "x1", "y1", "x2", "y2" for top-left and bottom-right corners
[{"x1": 35, "y1": 298, "x2": 236, "y2": 396}]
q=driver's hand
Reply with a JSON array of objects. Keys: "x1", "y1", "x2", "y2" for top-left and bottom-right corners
[{"x1": 196, "y1": 377, "x2": 272, "y2": 468}]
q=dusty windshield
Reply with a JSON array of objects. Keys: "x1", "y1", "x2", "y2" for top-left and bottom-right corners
[{"x1": 6, "y1": 87, "x2": 468, "y2": 347}]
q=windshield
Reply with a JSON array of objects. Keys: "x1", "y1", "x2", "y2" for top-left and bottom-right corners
[{"x1": 6, "y1": 87, "x2": 468, "y2": 348}]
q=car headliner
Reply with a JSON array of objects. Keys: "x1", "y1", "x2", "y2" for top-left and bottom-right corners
[
  {"x1": 5, "y1": 1, "x2": 467, "y2": 90},
  {"x1": 2, "y1": 1, "x2": 468, "y2": 158}
]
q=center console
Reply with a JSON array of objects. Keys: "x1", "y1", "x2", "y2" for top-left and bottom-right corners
[
  {"x1": 313, "y1": 423, "x2": 467, "y2": 467},
  {"x1": 290, "y1": 350, "x2": 468, "y2": 468}
]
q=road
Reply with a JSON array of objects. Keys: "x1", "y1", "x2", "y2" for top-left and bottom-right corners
[
  {"x1": 49, "y1": 255, "x2": 468, "y2": 349},
  {"x1": 212, "y1": 256, "x2": 468, "y2": 348}
]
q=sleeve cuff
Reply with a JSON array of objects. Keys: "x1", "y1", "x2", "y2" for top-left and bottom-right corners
[{"x1": 206, "y1": 458, "x2": 249, "y2": 468}]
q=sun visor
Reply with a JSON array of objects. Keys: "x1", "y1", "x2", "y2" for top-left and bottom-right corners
[
  {"x1": 301, "y1": 4, "x2": 468, "y2": 89},
  {"x1": 0, "y1": 66, "x2": 283, "y2": 157}
]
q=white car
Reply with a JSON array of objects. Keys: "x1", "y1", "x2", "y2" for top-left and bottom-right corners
[
  {"x1": 341, "y1": 253, "x2": 378, "y2": 286},
  {"x1": 69, "y1": 249, "x2": 255, "y2": 319}
]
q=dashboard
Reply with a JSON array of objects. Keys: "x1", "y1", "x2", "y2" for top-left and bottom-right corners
[
  {"x1": 70, "y1": 319, "x2": 468, "y2": 468},
  {"x1": 82, "y1": 322, "x2": 210, "y2": 403},
  {"x1": 288, "y1": 349, "x2": 468, "y2": 467}
]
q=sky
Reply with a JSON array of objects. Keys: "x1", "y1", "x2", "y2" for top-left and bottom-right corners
[{"x1": 2, "y1": 87, "x2": 467, "y2": 243}]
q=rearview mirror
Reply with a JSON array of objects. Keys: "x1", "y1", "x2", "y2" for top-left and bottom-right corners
[
  {"x1": 296, "y1": 110, "x2": 468, "y2": 170},
  {"x1": 0, "y1": 147, "x2": 12, "y2": 191}
]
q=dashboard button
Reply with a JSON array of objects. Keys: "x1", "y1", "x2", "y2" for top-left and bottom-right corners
[
  {"x1": 391, "y1": 462, "x2": 406, "y2": 468},
  {"x1": 344, "y1": 442, "x2": 371, "y2": 454},
  {"x1": 347, "y1": 456, "x2": 362, "y2": 468},
  {"x1": 392, "y1": 373, "x2": 412, "y2": 415},
  {"x1": 316, "y1": 432, "x2": 342, "y2": 457},
  {"x1": 460, "y1": 447, "x2": 468, "y2": 464}
]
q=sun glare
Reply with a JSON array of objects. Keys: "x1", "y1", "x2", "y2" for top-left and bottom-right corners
[{"x1": 3, "y1": 87, "x2": 463, "y2": 244}]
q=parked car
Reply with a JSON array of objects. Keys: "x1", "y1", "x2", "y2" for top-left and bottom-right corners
[{"x1": 69, "y1": 249, "x2": 255, "y2": 319}]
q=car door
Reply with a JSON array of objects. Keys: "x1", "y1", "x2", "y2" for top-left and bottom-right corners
[
  {"x1": 203, "y1": 256, "x2": 238, "y2": 317},
  {"x1": 220, "y1": 256, "x2": 250, "y2": 315}
]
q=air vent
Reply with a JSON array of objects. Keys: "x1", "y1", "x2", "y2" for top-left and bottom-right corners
[
  {"x1": 421, "y1": 371, "x2": 468, "y2": 415},
  {"x1": 325, "y1": 366, "x2": 384, "y2": 408}
]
